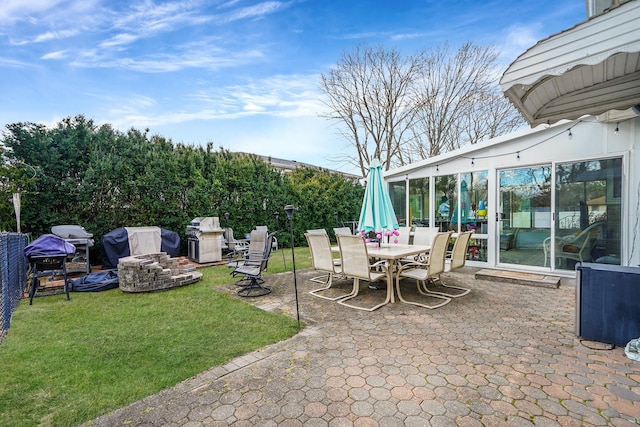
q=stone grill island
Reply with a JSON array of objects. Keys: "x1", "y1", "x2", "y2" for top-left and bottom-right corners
[{"x1": 118, "y1": 252, "x2": 202, "y2": 293}]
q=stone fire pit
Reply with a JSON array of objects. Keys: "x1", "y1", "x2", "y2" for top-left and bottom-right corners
[{"x1": 118, "y1": 252, "x2": 202, "y2": 293}]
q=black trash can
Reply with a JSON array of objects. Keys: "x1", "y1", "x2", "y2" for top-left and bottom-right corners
[{"x1": 576, "y1": 263, "x2": 640, "y2": 347}]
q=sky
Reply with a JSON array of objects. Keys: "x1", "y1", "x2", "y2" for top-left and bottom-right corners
[{"x1": 0, "y1": 0, "x2": 586, "y2": 175}]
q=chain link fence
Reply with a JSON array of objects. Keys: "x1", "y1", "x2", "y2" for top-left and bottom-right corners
[{"x1": 1, "y1": 232, "x2": 28, "y2": 343}]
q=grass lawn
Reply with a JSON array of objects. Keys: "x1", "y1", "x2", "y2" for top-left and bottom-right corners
[{"x1": 0, "y1": 246, "x2": 312, "y2": 427}]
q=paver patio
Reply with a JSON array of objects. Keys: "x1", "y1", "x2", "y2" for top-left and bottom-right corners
[{"x1": 83, "y1": 267, "x2": 640, "y2": 426}]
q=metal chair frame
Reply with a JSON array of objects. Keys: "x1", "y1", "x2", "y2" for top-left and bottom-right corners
[
  {"x1": 335, "y1": 235, "x2": 388, "y2": 311},
  {"x1": 305, "y1": 232, "x2": 348, "y2": 301},
  {"x1": 231, "y1": 230, "x2": 274, "y2": 297},
  {"x1": 425, "y1": 230, "x2": 473, "y2": 297},
  {"x1": 395, "y1": 232, "x2": 453, "y2": 309}
]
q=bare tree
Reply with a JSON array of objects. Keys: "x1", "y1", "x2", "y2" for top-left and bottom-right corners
[
  {"x1": 319, "y1": 44, "x2": 424, "y2": 175},
  {"x1": 459, "y1": 89, "x2": 525, "y2": 146},
  {"x1": 408, "y1": 42, "x2": 525, "y2": 159},
  {"x1": 320, "y1": 42, "x2": 525, "y2": 171}
]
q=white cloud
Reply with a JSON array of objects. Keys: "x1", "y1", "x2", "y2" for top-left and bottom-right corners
[
  {"x1": 1, "y1": 0, "x2": 299, "y2": 82},
  {"x1": 112, "y1": 0, "x2": 200, "y2": 27},
  {"x1": 99, "y1": 33, "x2": 140, "y2": 48},
  {"x1": 70, "y1": 42, "x2": 265, "y2": 72},
  {"x1": 96, "y1": 73, "x2": 327, "y2": 135},
  {"x1": 33, "y1": 29, "x2": 79, "y2": 43},
  {"x1": 243, "y1": 103, "x2": 266, "y2": 112},
  {"x1": 221, "y1": 1, "x2": 288, "y2": 23},
  {"x1": 390, "y1": 32, "x2": 424, "y2": 41},
  {"x1": 207, "y1": 74, "x2": 327, "y2": 118},
  {"x1": 506, "y1": 24, "x2": 540, "y2": 48},
  {"x1": 2, "y1": 0, "x2": 104, "y2": 45},
  {"x1": 0, "y1": 56, "x2": 38, "y2": 68},
  {"x1": 497, "y1": 23, "x2": 543, "y2": 64},
  {"x1": 0, "y1": 0, "x2": 64, "y2": 25},
  {"x1": 218, "y1": 0, "x2": 243, "y2": 10},
  {"x1": 338, "y1": 31, "x2": 389, "y2": 41},
  {"x1": 10, "y1": 1, "x2": 101, "y2": 27},
  {"x1": 109, "y1": 0, "x2": 207, "y2": 45},
  {"x1": 41, "y1": 50, "x2": 68, "y2": 60}
]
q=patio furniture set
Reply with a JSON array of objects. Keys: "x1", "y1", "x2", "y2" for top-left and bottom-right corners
[{"x1": 305, "y1": 227, "x2": 474, "y2": 311}]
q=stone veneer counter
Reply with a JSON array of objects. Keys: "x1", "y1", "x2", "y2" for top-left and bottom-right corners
[{"x1": 118, "y1": 252, "x2": 202, "y2": 293}]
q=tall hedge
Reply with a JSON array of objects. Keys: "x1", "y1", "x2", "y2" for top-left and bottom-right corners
[{"x1": 1, "y1": 115, "x2": 363, "y2": 260}]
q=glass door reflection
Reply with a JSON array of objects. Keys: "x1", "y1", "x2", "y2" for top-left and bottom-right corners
[
  {"x1": 498, "y1": 165, "x2": 551, "y2": 267},
  {"x1": 554, "y1": 158, "x2": 621, "y2": 269}
]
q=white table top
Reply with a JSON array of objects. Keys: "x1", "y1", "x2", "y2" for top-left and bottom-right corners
[
  {"x1": 365, "y1": 243, "x2": 430, "y2": 261},
  {"x1": 332, "y1": 243, "x2": 430, "y2": 260}
]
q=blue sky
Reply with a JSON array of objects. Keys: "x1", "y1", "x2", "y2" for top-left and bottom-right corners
[{"x1": 0, "y1": 0, "x2": 585, "y2": 174}]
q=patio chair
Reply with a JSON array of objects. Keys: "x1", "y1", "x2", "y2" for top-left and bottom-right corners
[
  {"x1": 413, "y1": 226, "x2": 439, "y2": 246},
  {"x1": 543, "y1": 222, "x2": 604, "y2": 268},
  {"x1": 426, "y1": 230, "x2": 473, "y2": 298},
  {"x1": 230, "y1": 229, "x2": 273, "y2": 297},
  {"x1": 240, "y1": 228, "x2": 268, "y2": 265},
  {"x1": 254, "y1": 225, "x2": 279, "y2": 251},
  {"x1": 333, "y1": 227, "x2": 352, "y2": 237},
  {"x1": 396, "y1": 226, "x2": 412, "y2": 245},
  {"x1": 394, "y1": 232, "x2": 453, "y2": 309},
  {"x1": 306, "y1": 228, "x2": 328, "y2": 235},
  {"x1": 407, "y1": 226, "x2": 439, "y2": 262},
  {"x1": 335, "y1": 234, "x2": 389, "y2": 311},
  {"x1": 305, "y1": 232, "x2": 350, "y2": 300},
  {"x1": 225, "y1": 228, "x2": 249, "y2": 267}
]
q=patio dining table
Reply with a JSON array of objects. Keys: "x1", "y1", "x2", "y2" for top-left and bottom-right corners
[{"x1": 332, "y1": 243, "x2": 431, "y2": 307}]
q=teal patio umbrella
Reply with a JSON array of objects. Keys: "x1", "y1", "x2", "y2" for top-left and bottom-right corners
[
  {"x1": 452, "y1": 180, "x2": 475, "y2": 226},
  {"x1": 358, "y1": 159, "x2": 399, "y2": 237}
]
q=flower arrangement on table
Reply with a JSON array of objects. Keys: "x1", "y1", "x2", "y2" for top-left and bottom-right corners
[{"x1": 359, "y1": 229, "x2": 400, "y2": 248}]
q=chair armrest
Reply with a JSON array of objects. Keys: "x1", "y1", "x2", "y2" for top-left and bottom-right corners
[
  {"x1": 400, "y1": 259, "x2": 429, "y2": 267},
  {"x1": 396, "y1": 260, "x2": 429, "y2": 272},
  {"x1": 370, "y1": 259, "x2": 388, "y2": 271},
  {"x1": 235, "y1": 241, "x2": 250, "y2": 250}
]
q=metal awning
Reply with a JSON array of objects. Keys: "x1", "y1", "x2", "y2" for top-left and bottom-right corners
[{"x1": 500, "y1": 0, "x2": 640, "y2": 126}]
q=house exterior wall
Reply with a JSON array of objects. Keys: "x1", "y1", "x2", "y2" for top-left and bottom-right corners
[{"x1": 385, "y1": 116, "x2": 640, "y2": 273}]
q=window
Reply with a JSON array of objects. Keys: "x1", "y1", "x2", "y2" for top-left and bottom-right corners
[
  {"x1": 458, "y1": 171, "x2": 489, "y2": 233},
  {"x1": 434, "y1": 175, "x2": 457, "y2": 231},
  {"x1": 555, "y1": 158, "x2": 621, "y2": 268},
  {"x1": 409, "y1": 178, "x2": 429, "y2": 226},
  {"x1": 388, "y1": 180, "x2": 407, "y2": 226}
]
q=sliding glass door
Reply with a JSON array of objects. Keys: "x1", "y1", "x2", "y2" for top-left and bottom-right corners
[
  {"x1": 498, "y1": 158, "x2": 622, "y2": 270},
  {"x1": 498, "y1": 165, "x2": 552, "y2": 267},
  {"x1": 554, "y1": 158, "x2": 621, "y2": 269}
]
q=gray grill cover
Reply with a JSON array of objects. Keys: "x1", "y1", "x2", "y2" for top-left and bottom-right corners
[{"x1": 101, "y1": 227, "x2": 180, "y2": 269}]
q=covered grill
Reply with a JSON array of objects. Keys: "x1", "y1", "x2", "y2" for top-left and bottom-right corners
[
  {"x1": 51, "y1": 225, "x2": 94, "y2": 274},
  {"x1": 186, "y1": 217, "x2": 225, "y2": 263}
]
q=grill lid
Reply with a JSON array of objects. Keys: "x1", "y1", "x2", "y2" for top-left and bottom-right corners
[
  {"x1": 51, "y1": 224, "x2": 93, "y2": 239},
  {"x1": 186, "y1": 217, "x2": 223, "y2": 234}
]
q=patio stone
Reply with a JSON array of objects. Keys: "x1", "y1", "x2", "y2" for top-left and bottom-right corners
[{"x1": 82, "y1": 267, "x2": 640, "y2": 426}]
